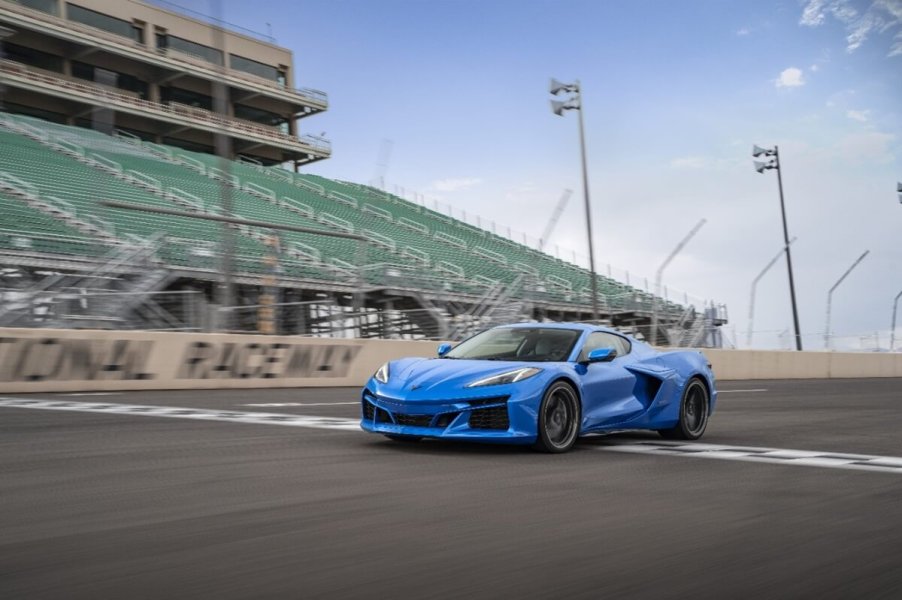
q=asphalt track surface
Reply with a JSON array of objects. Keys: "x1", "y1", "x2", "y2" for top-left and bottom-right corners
[{"x1": 1, "y1": 378, "x2": 901, "y2": 599}]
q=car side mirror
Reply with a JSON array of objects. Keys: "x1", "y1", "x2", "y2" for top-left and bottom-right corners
[
  {"x1": 437, "y1": 343, "x2": 452, "y2": 357},
  {"x1": 587, "y1": 347, "x2": 617, "y2": 363}
]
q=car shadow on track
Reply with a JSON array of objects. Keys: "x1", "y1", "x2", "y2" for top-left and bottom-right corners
[{"x1": 364, "y1": 430, "x2": 664, "y2": 456}]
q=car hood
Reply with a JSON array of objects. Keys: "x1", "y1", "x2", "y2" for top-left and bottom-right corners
[{"x1": 379, "y1": 357, "x2": 543, "y2": 396}]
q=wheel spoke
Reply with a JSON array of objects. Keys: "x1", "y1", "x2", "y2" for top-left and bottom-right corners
[{"x1": 544, "y1": 389, "x2": 576, "y2": 447}]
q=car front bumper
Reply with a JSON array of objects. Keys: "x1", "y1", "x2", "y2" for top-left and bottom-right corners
[{"x1": 359, "y1": 386, "x2": 541, "y2": 444}]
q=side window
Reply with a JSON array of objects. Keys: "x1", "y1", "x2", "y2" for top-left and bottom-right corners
[
  {"x1": 613, "y1": 334, "x2": 631, "y2": 356},
  {"x1": 580, "y1": 332, "x2": 631, "y2": 361}
]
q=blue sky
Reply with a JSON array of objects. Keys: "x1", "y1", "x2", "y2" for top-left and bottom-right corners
[{"x1": 170, "y1": 0, "x2": 900, "y2": 349}]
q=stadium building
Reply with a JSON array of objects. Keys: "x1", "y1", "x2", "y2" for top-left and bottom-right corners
[
  {"x1": 0, "y1": 0, "x2": 727, "y2": 344},
  {"x1": 0, "y1": 0, "x2": 328, "y2": 166}
]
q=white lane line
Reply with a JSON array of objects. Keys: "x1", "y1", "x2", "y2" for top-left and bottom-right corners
[
  {"x1": 0, "y1": 397, "x2": 359, "y2": 432},
  {"x1": 242, "y1": 402, "x2": 359, "y2": 407},
  {"x1": 595, "y1": 441, "x2": 902, "y2": 474},
  {"x1": 4, "y1": 397, "x2": 900, "y2": 475},
  {"x1": 717, "y1": 389, "x2": 768, "y2": 393}
]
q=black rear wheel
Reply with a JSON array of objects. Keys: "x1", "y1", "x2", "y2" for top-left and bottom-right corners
[
  {"x1": 659, "y1": 378, "x2": 709, "y2": 440},
  {"x1": 533, "y1": 381, "x2": 580, "y2": 453}
]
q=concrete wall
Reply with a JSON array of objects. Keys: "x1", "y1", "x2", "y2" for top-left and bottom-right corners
[
  {"x1": 705, "y1": 348, "x2": 902, "y2": 381},
  {"x1": 0, "y1": 328, "x2": 439, "y2": 393},
  {"x1": 0, "y1": 328, "x2": 900, "y2": 393}
]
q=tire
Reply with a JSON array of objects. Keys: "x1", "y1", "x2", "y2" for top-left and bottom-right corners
[
  {"x1": 659, "y1": 378, "x2": 709, "y2": 440},
  {"x1": 384, "y1": 434, "x2": 423, "y2": 443},
  {"x1": 533, "y1": 381, "x2": 581, "y2": 453}
]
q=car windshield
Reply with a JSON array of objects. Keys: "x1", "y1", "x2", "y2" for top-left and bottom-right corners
[{"x1": 444, "y1": 327, "x2": 581, "y2": 362}]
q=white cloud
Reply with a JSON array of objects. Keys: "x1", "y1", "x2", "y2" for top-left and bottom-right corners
[
  {"x1": 810, "y1": 63, "x2": 820, "y2": 71},
  {"x1": 668, "y1": 155, "x2": 744, "y2": 171},
  {"x1": 503, "y1": 181, "x2": 539, "y2": 202},
  {"x1": 800, "y1": 0, "x2": 828, "y2": 25},
  {"x1": 430, "y1": 177, "x2": 483, "y2": 192},
  {"x1": 800, "y1": 0, "x2": 902, "y2": 56},
  {"x1": 736, "y1": 27, "x2": 750, "y2": 36},
  {"x1": 800, "y1": 0, "x2": 859, "y2": 26},
  {"x1": 775, "y1": 67, "x2": 805, "y2": 87},
  {"x1": 669, "y1": 156, "x2": 708, "y2": 169},
  {"x1": 833, "y1": 131, "x2": 895, "y2": 162},
  {"x1": 846, "y1": 109, "x2": 870, "y2": 122}
]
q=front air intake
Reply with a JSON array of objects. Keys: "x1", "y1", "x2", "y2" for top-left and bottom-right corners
[{"x1": 468, "y1": 405, "x2": 509, "y2": 430}]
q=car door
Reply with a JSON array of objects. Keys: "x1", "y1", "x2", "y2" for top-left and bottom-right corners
[{"x1": 577, "y1": 332, "x2": 644, "y2": 430}]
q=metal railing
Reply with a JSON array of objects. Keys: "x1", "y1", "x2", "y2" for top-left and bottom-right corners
[
  {"x1": 0, "y1": 287, "x2": 205, "y2": 330},
  {"x1": 0, "y1": 60, "x2": 331, "y2": 155}
]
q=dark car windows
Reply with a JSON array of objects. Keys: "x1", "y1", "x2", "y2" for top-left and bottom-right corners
[
  {"x1": 444, "y1": 327, "x2": 581, "y2": 362},
  {"x1": 579, "y1": 332, "x2": 631, "y2": 361}
]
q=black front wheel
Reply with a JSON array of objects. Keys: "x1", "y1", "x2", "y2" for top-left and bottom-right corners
[
  {"x1": 533, "y1": 381, "x2": 581, "y2": 453},
  {"x1": 659, "y1": 378, "x2": 709, "y2": 440}
]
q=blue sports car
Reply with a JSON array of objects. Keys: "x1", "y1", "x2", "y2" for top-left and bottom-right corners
[{"x1": 361, "y1": 323, "x2": 716, "y2": 453}]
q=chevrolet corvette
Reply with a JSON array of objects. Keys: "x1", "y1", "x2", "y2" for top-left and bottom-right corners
[{"x1": 361, "y1": 323, "x2": 716, "y2": 453}]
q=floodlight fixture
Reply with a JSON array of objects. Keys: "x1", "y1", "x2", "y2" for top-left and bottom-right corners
[
  {"x1": 752, "y1": 144, "x2": 775, "y2": 158},
  {"x1": 897, "y1": 181, "x2": 901, "y2": 203},
  {"x1": 754, "y1": 160, "x2": 775, "y2": 174},
  {"x1": 550, "y1": 99, "x2": 579, "y2": 116},
  {"x1": 549, "y1": 78, "x2": 577, "y2": 96}
]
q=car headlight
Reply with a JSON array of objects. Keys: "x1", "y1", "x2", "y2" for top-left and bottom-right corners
[
  {"x1": 374, "y1": 362, "x2": 390, "y2": 383},
  {"x1": 466, "y1": 367, "x2": 542, "y2": 388}
]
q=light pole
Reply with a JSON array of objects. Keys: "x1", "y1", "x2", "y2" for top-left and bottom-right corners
[
  {"x1": 753, "y1": 145, "x2": 803, "y2": 350},
  {"x1": 897, "y1": 182, "x2": 901, "y2": 203},
  {"x1": 550, "y1": 78, "x2": 598, "y2": 322},
  {"x1": 891, "y1": 289, "x2": 902, "y2": 352},
  {"x1": 650, "y1": 218, "x2": 706, "y2": 346},
  {"x1": 747, "y1": 237, "x2": 797, "y2": 348},
  {"x1": 824, "y1": 249, "x2": 869, "y2": 350}
]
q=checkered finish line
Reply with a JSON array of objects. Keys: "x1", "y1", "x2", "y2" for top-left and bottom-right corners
[
  {"x1": 595, "y1": 441, "x2": 902, "y2": 474},
  {"x1": 0, "y1": 397, "x2": 361, "y2": 431}
]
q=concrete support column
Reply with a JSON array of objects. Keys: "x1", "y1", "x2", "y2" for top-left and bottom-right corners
[{"x1": 148, "y1": 82, "x2": 161, "y2": 103}]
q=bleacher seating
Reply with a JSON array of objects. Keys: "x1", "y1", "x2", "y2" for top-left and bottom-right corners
[
  {"x1": 0, "y1": 112, "x2": 682, "y2": 314},
  {"x1": 0, "y1": 191, "x2": 101, "y2": 257}
]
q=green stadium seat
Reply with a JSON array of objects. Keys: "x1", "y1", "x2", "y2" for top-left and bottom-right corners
[{"x1": 0, "y1": 112, "x2": 683, "y2": 316}]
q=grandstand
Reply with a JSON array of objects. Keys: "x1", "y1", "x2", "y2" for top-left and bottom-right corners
[
  {"x1": 0, "y1": 0, "x2": 726, "y2": 345},
  {"x1": 0, "y1": 112, "x2": 726, "y2": 344}
]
